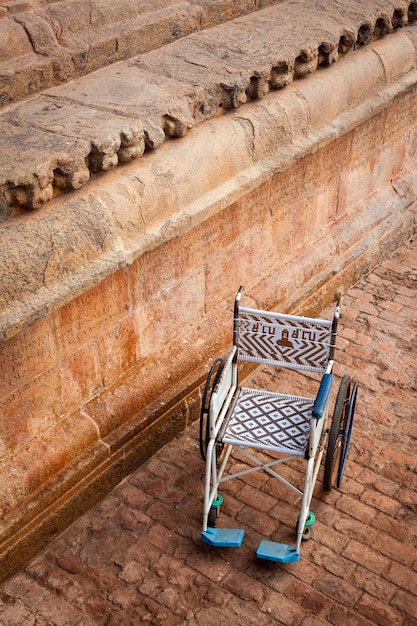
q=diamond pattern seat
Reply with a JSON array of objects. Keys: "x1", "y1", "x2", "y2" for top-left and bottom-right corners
[{"x1": 222, "y1": 388, "x2": 314, "y2": 455}]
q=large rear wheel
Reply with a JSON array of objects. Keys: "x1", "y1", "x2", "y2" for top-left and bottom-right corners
[
  {"x1": 338, "y1": 380, "x2": 357, "y2": 486},
  {"x1": 323, "y1": 376, "x2": 357, "y2": 490},
  {"x1": 199, "y1": 357, "x2": 226, "y2": 461}
]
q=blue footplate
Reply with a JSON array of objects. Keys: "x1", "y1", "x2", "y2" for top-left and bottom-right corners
[
  {"x1": 201, "y1": 528, "x2": 245, "y2": 548},
  {"x1": 256, "y1": 540, "x2": 300, "y2": 563}
]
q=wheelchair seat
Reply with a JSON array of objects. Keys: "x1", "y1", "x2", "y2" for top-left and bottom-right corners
[{"x1": 221, "y1": 387, "x2": 313, "y2": 455}]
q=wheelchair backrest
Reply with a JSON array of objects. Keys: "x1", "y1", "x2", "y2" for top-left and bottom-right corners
[{"x1": 233, "y1": 293, "x2": 338, "y2": 374}]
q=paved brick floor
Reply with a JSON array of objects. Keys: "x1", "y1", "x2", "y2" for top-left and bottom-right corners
[{"x1": 0, "y1": 238, "x2": 416, "y2": 626}]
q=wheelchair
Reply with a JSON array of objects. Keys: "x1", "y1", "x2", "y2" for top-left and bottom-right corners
[{"x1": 199, "y1": 287, "x2": 357, "y2": 563}]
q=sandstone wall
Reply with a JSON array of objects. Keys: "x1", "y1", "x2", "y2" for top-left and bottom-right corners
[{"x1": 0, "y1": 1, "x2": 417, "y2": 580}]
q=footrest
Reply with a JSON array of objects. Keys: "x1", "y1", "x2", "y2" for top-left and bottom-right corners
[
  {"x1": 201, "y1": 528, "x2": 244, "y2": 548},
  {"x1": 256, "y1": 540, "x2": 300, "y2": 563}
]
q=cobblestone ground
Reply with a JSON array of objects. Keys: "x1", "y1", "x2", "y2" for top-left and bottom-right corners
[{"x1": 0, "y1": 239, "x2": 416, "y2": 626}]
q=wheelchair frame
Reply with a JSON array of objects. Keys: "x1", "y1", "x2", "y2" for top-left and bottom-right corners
[{"x1": 200, "y1": 287, "x2": 356, "y2": 563}]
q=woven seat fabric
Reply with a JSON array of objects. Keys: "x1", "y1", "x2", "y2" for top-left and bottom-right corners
[{"x1": 222, "y1": 387, "x2": 314, "y2": 455}]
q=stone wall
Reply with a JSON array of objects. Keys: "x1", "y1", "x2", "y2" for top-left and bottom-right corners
[{"x1": 0, "y1": 1, "x2": 417, "y2": 580}]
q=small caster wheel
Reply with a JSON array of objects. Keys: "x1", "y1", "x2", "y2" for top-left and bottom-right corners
[
  {"x1": 301, "y1": 525, "x2": 314, "y2": 541},
  {"x1": 208, "y1": 506, "x2": 218, "y2": 527},
  {"x1": 296, "y1": 511, "x2": 315, "y2": 541},
  {"x1": 207, "y1": 494, "x2": 224, "y2": 527}
]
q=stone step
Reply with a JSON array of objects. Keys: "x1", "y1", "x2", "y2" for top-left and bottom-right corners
[
  {"x1": 1, "y1": 0, "x2": 417, "y2": 222},
  {"x1": 0, "y1": 0, "x2": 281, "y2": 106}
]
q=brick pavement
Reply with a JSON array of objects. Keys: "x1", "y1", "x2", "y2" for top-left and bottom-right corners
[{"x1": 0, "y1": 238, "x2": 416, "y2": 626}]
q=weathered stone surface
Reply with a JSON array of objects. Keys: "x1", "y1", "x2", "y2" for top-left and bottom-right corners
[
  {"x1": 0, "y1": 195, "x2": 118, "y2": 342},
  {"x1": 190, "y1": 0, "x2": 261, "y2": 29},
  {"x1": 46, "y1": 1, "x2": 203, "y2": 76},
  {"x1": 0, "y1": 120, "x2": 91, "y2": 219},
  {"x1": 0, "y1": 64, "x2": 197, "y2": 218},
  {"x1": 0, "y1": 0, "x2": 277, "y2": 105},
  {"x1": 0, "y1": 1, "x2": 416, "y2": 217},
  {"x1": 0, "y1": 408, "x2": 99, "y2": 526},
  {"x1": 0, "y1": 17, "x2": 32, "y2": 61},
  {"x1": 0, "y1": 55, "x2": 55, "y2": 108},
  {"x1": 6, "y1": 96, "x2": 146, "y2": 171},
  {"x1": 50, "y1": 63, "x2": 196, "y2": 146},
  {"x1": 372, "y1": 29, "x2": 417, "y2": 82},
  {"x1": 294, "y1": 49, "x2": 386, "y2": 130},
  {"x1": 12, "y1": 11, "x2": 59, "y2": 55},
  {"x1": 1, "y1": 0, "x2": 416, "y2": 110},
  {"x1": 142, "y1": 0, "x2": 417, "y2": 94}
]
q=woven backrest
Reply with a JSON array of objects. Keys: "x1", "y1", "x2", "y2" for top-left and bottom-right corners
[{"x1": 234, "y1": 306, "x2": 334, "y2": 373}]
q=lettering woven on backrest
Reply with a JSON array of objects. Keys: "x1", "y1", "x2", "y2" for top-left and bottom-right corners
[{"x1": 235, "y1": 307, "x2": 333, "y2": 373}]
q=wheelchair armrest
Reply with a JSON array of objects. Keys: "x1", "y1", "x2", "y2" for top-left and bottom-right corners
[
  {"x1": 210, "y1": 347, "x2": 237, "y2": 420},
  {"x1": 312, "y1": 374, "x2": 333, "y2": 419}
]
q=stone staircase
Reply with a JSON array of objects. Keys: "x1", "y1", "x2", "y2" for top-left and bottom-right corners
[
  {"x1": 1, "y1": 0, "x2": 417, "y2": 223},
  {"x1": 1, "y1": 0, "x2": 281, "y2": 106}
]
